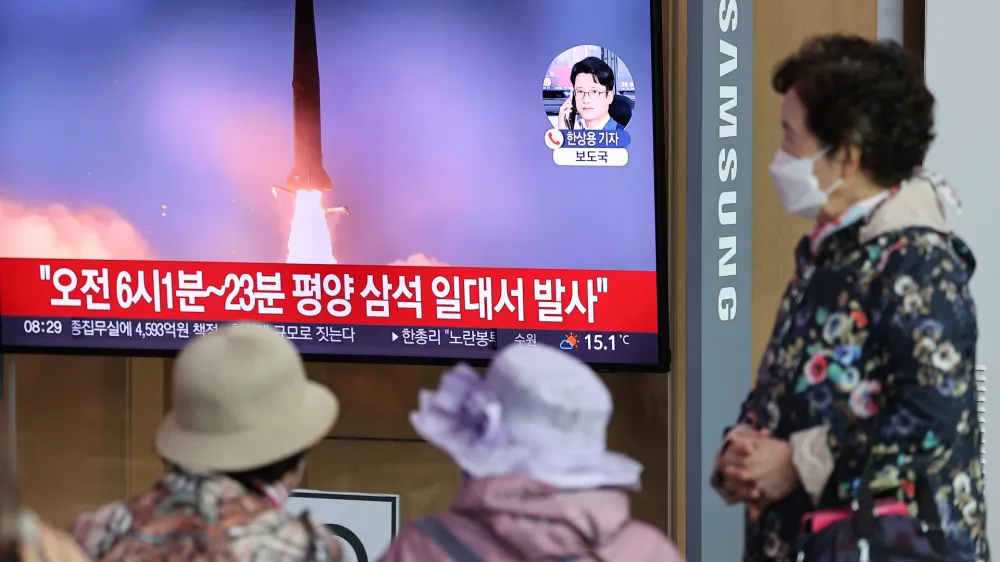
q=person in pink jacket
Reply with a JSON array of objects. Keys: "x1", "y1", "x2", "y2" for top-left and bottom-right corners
[{"x1": 379, "y1": 344, "x2": 684, "y2": 562}]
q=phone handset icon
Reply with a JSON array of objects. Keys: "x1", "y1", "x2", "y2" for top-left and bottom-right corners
[{"x1": 543, "y1": 129, "x2": 564, "y2": 150}]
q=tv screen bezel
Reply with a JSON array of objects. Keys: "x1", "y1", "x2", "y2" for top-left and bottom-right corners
[{"x1": 0, "y1": 0, "x2": 671, "y2": 373}]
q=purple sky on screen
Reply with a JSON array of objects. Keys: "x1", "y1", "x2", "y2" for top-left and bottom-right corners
[{"x1": 0, "y1": 0, "x2": 658, "y2": 270}]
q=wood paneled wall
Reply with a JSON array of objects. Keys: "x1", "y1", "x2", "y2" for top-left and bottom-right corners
[
  {"x1": 4, "y1": 354, "x2": 669, "y2": 531},
  {"x1": 4, "y1": 355, "x2": 129, "y2": 525}
]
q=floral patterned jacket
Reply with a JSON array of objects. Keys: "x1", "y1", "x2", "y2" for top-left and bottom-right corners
[
  {"x1": 731, "y1": 173, "x2": 988, "y2": 561},
  {"x1": 69, "y1": 467, "x2": 342, "y2": 561}
]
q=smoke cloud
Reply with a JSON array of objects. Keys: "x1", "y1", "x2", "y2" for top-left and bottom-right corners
[
  {"x1": 0, "y1": 195, "x2": 445, "y2": 267},
  {"x1": 0, "y1": 199, "x2": 152, "y2": 260},
  {"x1": 388, "y1": 253, "x2": 448, "y2": 267}
]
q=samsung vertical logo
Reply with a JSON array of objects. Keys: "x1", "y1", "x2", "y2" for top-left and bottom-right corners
[{"x1": 717, "y1": 0, "x2": 739, "y2": 321}]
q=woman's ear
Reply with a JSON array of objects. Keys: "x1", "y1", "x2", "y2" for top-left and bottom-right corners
[{"x1": 838, "y1": 144, "x2": 863, "y2": 179}]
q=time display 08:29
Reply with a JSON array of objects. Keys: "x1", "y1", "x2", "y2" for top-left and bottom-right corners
[
  {"x1": 23, "y1": 319, "x2": 64, "y2": 335},
  {"x1": 583, "y1": 333, "x2": 630, "y2": 351}
]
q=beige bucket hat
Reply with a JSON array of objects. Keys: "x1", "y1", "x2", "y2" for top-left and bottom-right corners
[{"x1": 155, "y1": 324, "x2": 339, "y2": 472}]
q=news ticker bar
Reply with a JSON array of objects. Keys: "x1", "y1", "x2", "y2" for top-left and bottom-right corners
[{"x1": 1, "y1": 316, "x2": 659, "y2": 364}]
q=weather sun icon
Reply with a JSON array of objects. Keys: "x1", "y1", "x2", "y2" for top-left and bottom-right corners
[{"x1": 559, "y1": 333, "x2": 579, "y2": 350}]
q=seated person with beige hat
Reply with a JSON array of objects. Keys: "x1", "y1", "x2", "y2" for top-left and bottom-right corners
[{"x1": 69, "y1": 324, "x2": 343, "y2": 561}]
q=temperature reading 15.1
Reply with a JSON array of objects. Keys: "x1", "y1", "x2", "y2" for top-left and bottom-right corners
[{"x1": 584, "y1": 333, "x2": 630, "y2": 351}]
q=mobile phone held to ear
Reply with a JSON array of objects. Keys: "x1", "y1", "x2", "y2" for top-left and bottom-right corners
[{"x1": 568, "y1": 96, "x2": 578, "y2": 130}]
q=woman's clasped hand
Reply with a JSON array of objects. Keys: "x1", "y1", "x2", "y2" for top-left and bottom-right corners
[{"x1": 714, "y1": 425, "x2": 800, "y2": 521}]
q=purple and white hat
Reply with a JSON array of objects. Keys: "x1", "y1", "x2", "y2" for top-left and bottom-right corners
[{"x1": 410, "y1": 344, "x2": 642, "y2": 490}]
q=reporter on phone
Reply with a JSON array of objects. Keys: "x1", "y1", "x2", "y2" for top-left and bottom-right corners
[
  {"x1": 557, "y1": 57, "x2": 625, "y2": 131},
  {"x1": 711, "y1": 35, "x2": 987, "y2": 561}
]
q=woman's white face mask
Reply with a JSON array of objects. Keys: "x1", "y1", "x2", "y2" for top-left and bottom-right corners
[{"x1": 769, "y1": 148, "x2": 843, "y2": 220}]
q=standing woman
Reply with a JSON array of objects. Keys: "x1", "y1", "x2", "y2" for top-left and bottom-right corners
[{"x1": 711, "y1": 35, "x2": 988, "y2": 561}]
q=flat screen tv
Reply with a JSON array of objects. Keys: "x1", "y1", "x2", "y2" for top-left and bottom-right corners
[{"x1": 0, "y1": 0, "x2": 668, "y2": 371}]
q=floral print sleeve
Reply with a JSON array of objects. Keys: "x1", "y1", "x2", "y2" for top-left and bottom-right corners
[{"x1": 827, "y1": 233, "x2": 985, "y2": 547}]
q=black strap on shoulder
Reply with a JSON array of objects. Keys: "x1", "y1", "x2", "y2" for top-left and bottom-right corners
[{"x1": 412, "y1": 517, "x2": 485, "y2": 562}]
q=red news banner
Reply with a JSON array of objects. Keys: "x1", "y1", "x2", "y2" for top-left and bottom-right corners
[{"x1": 0, "y1": 258, "x2": 658, "y2": 332}]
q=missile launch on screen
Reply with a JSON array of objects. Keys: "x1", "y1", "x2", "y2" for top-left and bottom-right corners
[{"x1": 271, "y1": 0, "x2": 349, "y2": 217}]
